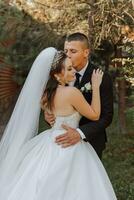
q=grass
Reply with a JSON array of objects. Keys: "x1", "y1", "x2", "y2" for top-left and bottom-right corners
[
  {"x1": 103, "y1": 131, "x2": 134, "y2": 200},
  {"x1": 103, "y1": 105, "x2": 134, "y2": 200},
  {"x1": 39, "y1": 105, "x2": 134, "y2": 199}
]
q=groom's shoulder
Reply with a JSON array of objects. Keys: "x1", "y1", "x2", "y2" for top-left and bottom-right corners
[{"x1": 101, "y1": 71, "x2": 113, "y2": 91}]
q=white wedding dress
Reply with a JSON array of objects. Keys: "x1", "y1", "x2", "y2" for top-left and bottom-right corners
[{"x1": 0, "y1": 112, "x2": 117, "y2": 200}]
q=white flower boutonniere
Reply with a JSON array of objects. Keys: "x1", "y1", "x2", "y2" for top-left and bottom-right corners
[{"x1": 80, "y1": 82, "x2": 92, "y2": 93}]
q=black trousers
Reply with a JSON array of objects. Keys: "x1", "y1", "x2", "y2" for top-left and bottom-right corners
[{"x1": 96, "y1": 150, "x2": 103, "y2": 160}]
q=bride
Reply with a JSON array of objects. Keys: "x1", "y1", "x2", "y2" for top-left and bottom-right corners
[{"x1": 0, "y1": 47, "x2": 117, "y2": 199}]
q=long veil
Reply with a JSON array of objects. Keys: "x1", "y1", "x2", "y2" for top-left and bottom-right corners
[{"x1": 0, "y1": 47, "x2": 57, "y2": 181}]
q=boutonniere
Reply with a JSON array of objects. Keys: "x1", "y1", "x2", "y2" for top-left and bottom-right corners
[{"x1": 80, "y1": 82, "x2": 92, "y2": 93}]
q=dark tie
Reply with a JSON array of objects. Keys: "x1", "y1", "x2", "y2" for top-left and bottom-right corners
[{"x1": 74, "y1": 73, "x2": 81, "y2": 89}]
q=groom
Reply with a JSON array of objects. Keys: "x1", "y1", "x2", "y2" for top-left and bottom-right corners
[{"x1": 45, "y1": 32, "x2": 113, "y2": 159}]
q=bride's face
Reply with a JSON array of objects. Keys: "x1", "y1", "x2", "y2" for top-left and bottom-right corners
[{"x1": 62, "y1": 58, "x2": 76, "y2": 84}]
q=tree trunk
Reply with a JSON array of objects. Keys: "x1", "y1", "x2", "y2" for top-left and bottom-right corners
[
  {"x1": 88, "y1": 0, "x2": 96, "y2": 51},
  {"x1": 116, "y1": 45, "x2": 127, "y2": 134},
  {"x1": 118, "y1": 77, "x2": 126, "y2": 134}
]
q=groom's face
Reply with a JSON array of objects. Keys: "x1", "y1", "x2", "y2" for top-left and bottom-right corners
[{"x1": 64, "y1": 41, "x2": 90, "y2": 71}]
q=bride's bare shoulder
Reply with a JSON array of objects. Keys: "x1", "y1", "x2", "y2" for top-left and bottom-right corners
[
  {"x1": 64, "y1": 86, "x2": 81, "y2": 96},
  {"x1": 65, "y1": 86, "x2": 78, "y2": 91},
  {"x1": 57, "y1": 86, "x2": 81, "y2": 97}
]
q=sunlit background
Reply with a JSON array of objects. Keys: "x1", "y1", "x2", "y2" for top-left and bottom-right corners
[{"x1": 0, "y1": 1, "x2": 134, "y2": 199}]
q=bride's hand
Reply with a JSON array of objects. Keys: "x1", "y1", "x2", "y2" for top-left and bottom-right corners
[{"x1": 91, "y1": 69, "x2": 104, "y2": 89}]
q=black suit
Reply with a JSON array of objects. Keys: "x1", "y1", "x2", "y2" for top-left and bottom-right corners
[{"x1": 78, "y1": 61, "x2": 113, "y2": 158}]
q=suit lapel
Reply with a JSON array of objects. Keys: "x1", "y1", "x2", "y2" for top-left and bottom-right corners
[{"x1": 80, "y1": 61, "x2": 94, "y2": 88}]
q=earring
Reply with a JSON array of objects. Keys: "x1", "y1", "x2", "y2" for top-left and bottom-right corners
[{"x1": 57, "y1": 76, "x2": 60, "y2": 81}]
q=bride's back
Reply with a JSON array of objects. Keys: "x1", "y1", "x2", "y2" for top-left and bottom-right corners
[{"x1": 53, "y1": 86, "x2": 75, "y2": 116}]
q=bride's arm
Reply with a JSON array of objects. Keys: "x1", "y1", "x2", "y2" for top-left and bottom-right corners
[{"x1": 69, "y1": 69, "x2": 103, "y2": 121}]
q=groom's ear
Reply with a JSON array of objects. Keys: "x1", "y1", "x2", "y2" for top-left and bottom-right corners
[{"x1": 84, "y1": 49, "x2": 90, "y2": 58}]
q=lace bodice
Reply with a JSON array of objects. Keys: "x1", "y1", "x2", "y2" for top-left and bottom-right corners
[{"x1": 52, "y1": 112, "x2": 81, "y2": 130}]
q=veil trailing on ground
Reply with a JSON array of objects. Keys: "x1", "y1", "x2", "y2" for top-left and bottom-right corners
[{"x1": 0, "y1": 47, "x2": 57, "y2": 181}]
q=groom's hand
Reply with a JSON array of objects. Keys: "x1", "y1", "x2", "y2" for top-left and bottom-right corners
[{"x1": 55, "y1": 124, "x2": 81, "y2": 148}]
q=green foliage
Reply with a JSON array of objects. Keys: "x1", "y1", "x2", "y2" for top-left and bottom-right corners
[
  {"x1": 39, "y1": 110, "x2": 51, "y2": 133},
  {"x1": 0, "y1": 1, "x2": 61, "y2": 70}
]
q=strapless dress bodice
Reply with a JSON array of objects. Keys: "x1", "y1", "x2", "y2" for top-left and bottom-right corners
[{"x1": 52, "y1": 112, "x2": 81, "y2": 130}]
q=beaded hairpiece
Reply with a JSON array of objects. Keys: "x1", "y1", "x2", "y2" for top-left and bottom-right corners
[{"x1": 51, "y1": 51, "x2": 66, "y2": 70}]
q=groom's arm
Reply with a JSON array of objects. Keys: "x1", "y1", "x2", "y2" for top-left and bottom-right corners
[{"x1": 79, "y1": 72, "x2": 113, "y2": 142}]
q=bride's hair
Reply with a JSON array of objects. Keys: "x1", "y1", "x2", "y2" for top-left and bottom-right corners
[{"x1": 40, "y1": 51, "x2": 67, "y2": 111}]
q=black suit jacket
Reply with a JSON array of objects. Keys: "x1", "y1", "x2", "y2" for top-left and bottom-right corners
[{"x1": 78, "y1": 61, "x2": 113, "y2": 155}]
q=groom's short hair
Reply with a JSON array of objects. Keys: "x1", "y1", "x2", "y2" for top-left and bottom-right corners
[{"x1": 65, "y1": 32, "x2": 90, "y2": 49}]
